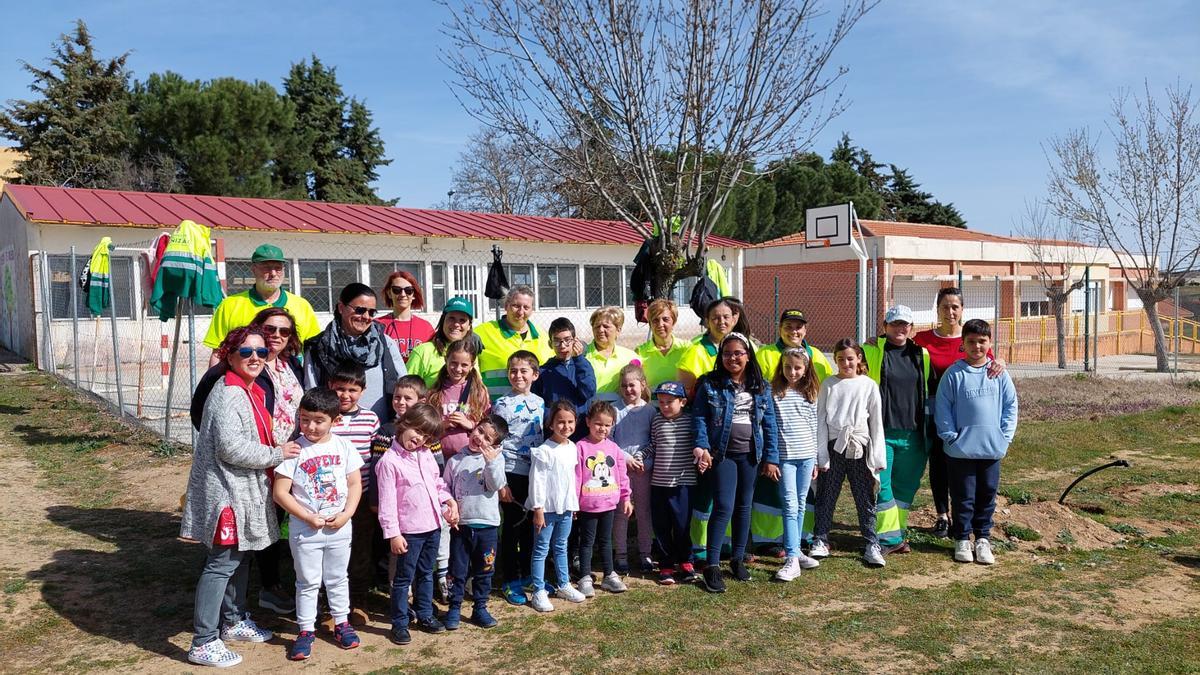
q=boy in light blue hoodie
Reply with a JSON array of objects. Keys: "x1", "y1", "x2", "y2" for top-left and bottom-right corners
[{"x1": 934, "y1": 319, "x2": 1018, "y2": 566}]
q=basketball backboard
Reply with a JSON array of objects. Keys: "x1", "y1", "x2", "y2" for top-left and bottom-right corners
[{"x1": 805, "y1": 203, "x2": 854, "y2": 248}]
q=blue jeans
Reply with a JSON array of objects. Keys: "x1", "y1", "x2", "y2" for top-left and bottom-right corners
[
  {"x1": 390, "y1": 529, "x2": 440, "y2": 628},
  {"x1": 193, "y1": 545, "x2": 250, "y2": 648},
  {"x1": 448, "y1": 525, "x2": 498, "y2": 610},
  {"x1": 947, "y1": 457, "x2": 1001, "y2": 541},
  {"x1": 530, "y1": 511, "x2": 572, "y2": 590},
  {"x1": 779, "y1": 457, "x2": 816, "y2": 558},
  {"x1": 706, "y1": 453, "x2": 756, "y2": 565}
]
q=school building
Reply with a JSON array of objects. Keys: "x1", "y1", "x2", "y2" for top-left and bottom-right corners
[{"x1": 742, "y1": 220, "x2": 1197, "y2": 363}]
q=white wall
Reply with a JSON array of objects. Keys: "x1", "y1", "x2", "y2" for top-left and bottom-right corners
[{"x1": 0, "y1": 198, "x2": 35, "y2": 359}]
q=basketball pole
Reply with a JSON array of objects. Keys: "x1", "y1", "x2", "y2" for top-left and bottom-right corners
[{"x1": 848, "y1": 202, "x2": 869, "y2": 343}]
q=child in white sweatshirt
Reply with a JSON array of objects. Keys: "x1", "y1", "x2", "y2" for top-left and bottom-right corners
[
  {"x1": 813, "y1": 339, "x2": 886, "y2": 567},
  {"x1": 526, "y1": 400, "x2": 584, "y2": 612}
]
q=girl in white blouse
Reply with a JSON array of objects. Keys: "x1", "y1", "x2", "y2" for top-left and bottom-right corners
[{"x1": 525, "y1": 400, "x2": 584, "y2": 612}]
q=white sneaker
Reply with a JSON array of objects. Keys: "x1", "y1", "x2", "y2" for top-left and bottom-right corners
[
  {"x1": 220, "y1": 615, "x2": 273, "y2": 642},
  {"x1": 600, "y1": 572, "x2": 627, "y2": 593},
  {"x1": 576, "y1": 575, "x2": 595, "y2": 598},
  {"x1": 809, "y1": 540, "x2": 830, "y2": 558},
  {"x1": 775, "y1": 557, "x2": 802, "y2": 582},
  {"x1": 530, "y1": 589, "x2": 554, "y2": 612},
  {"x1": 556, "y1": 583, "x2": 586, "y2": 603},
  {"x1": 796, "y1": 552, "x2": 821, "y2": 570},
  {"x1": 863, "y1": 544, "x2": 886, "y2": 567},
  {"x1": 974, "y1": 538, "x2": 996, "y2": 565},
  {"x1": 188, "y1": 639, "x2": 243, "y2": 668},
  {"x1": 954, "y1": 539, "x2": 975, "y2": 563}
]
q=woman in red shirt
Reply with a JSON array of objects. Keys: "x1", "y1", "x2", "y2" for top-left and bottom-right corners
[
  {"x1": 913, "y1": 287, "x2": 1004, "y2": 537},
  {"x1": 376, "y1": 270, "x2": 435, "y2": 361}
]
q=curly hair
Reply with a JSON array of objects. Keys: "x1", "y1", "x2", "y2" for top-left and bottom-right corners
[{"x1": 215, "y1": 325, "x2": 267, "y2": 363}]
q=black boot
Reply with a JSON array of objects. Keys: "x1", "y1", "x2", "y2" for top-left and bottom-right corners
[{"x1": 702, "y1": 565, "x2": 726, "y2": 593}]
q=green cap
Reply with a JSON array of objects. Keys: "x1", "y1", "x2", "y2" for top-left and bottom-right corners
[
  {"x1": 443, "y1": 296, "x2": 475, "y2": 317},
  {"x1": 251, "y1": 244, "x2": 286, "y2": 263}
]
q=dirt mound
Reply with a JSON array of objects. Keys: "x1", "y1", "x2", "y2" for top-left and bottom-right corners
[{"x1": 996, "y1": 500, "x2": 1125, "y2": 550}]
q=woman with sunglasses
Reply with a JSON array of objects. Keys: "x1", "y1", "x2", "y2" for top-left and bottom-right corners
[
  {"x1": 182, "y1": 326, "x2": 301, "y2": 667},
  {"x1": 376, "y1": 270, "x2": 435, "y2": 362},
  {"x1": 305, "y1": 283, "x2": 406, "y2": 421},
  {"x1": 691, "y1": 332, "x2": 779, "y2": 593}
]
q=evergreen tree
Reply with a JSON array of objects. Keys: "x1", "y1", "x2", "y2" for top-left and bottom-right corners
[
  {"x1": 830, "y1": 132, "x2": 856, "y2": 164},
  {"x1": 283, "y1": 56, "x2": 392, "y2": 204},
  {"x1": 886, "y1": 165, "x2": 965, "y2": 227},
  {"x1": 0, "y1": 20, "x2": 133, "y2": 188}
]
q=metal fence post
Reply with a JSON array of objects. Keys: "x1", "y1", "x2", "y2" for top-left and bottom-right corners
[
  {"x1": 37, "y1": 252, "x2": 53, "y2": 372},
  {"x1": 69, "y1": 247, "x2": 80, "y2": 387},
  {"x1": 188, "y1": 299, "x2": 197, "y2": 447},
  {"x1": 1083, "y1": 269, "x2": 1091, "y2": 372},
  {"x1": 1175, "y1": 286, "x2": 1181, "y2": 375},
  {"x1": 993, "y1": 275, "x2": 1000, "y2": 349},
  {"x1": 107, "y1": 244, "x2": 125, "y2": 417}
]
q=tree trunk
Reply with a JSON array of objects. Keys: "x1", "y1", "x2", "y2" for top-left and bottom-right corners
[
  {"x1": 1141, "y1": 298, "x2": 1171, "y2": 373},
  {"x1": 648, "y1": 239, "x2": 703, "y2": 301},
  {"x1": 1051, "y1": 295, "x2": 1068, "y2": 369}
]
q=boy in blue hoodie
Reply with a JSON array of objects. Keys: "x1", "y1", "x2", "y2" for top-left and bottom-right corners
[
  {"x1": 532, "y1": 317, "x2": 597, "y2": 423},
  {"x1": 934, "y1": 319, "x2": 1018, "y2": 566}
]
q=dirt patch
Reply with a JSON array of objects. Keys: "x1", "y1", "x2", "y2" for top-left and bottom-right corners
[
  {"x1": 1017, "y1": 376, "x2": 1200, "y2": 422},
  {"x1": 1018, "y1": 562, "x2": 1200, "y2": 632},
  {"x1": 884, "y1": 559, "x2": 997, "y2": 590},
  {"x1": 997, "y1": 501, "x2": 1126, "y2": 550},
  {"x1": 1115, "y1": 482, "x2": 1200, "y2": 502}
]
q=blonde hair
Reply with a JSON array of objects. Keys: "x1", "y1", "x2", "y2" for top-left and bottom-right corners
[
  {"x1": 590, "y1": 305, "x2": 625, "y2": 332},
  {"x1": 646, "y1": 299, "x2": 678, "y2": 324},
  {"x1": 618, "y1": 362, "x2": 651, "y2": 402},
  {"x1": 772, "y1": 347, "x2": 819, "y2": 402}
]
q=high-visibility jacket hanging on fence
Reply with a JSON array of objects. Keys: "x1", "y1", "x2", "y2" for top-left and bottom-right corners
[
  {"x1": 150, "y1": 219, "x2": 225, "y2": 321},
  {"x1": 85, "y1": 236, "x2": 113, "y2": 316}
]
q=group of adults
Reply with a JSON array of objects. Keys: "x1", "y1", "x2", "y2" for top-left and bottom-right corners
[{"x1": 181, "y1": 240, "x2": 996, "y2": 654}]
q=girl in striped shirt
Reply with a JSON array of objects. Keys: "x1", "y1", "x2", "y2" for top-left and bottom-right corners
[{"x1": 772, "y1": 348, "x2": 822, "y2": 581}]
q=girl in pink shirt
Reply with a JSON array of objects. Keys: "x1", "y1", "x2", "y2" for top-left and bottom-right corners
[
  {"x1": 428, "y1": 339, "x2": 492, "y2": 461},
  {"x1": 574, "y1": 400, "x2": 633, "y2": 597},
  {"x1": 375, "y1": 404, "x2": 459, "y2": 643}
]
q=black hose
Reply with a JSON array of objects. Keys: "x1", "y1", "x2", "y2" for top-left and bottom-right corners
[{"x1": 1058, "y1": 460, "x2": 1131, "y2": 504}]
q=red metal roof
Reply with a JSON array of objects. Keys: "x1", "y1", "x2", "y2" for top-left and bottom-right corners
[{"x1": 3, "y1": 184, "x2": 746, "y2": 248}]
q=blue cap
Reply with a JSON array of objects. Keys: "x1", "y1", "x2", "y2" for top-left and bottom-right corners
[{"x1": 654, "y1": 381, "x2": 686, "y2": 399}]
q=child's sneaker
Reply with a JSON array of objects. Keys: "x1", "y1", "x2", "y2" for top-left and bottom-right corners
[
  {"x1": 974, "y1": 538, "x2": 996, "y2": 565},
  {"x1": 530, "y1": 589, "x2": 554, "y2": 612},
  {"x1": 221, "y1": 615, "x2": 273, "y2": 642},
  {"x1": 615, "y1": 559, "x2": 630, "y2": 576},
  {"x1": 414, "y1": 615, "x2": 446, "y2": 633},
  {"x1": 809, "y1": 540, "x2": 831, "y2": 558},
  {"x1": 444, "y1": 604, "x2": 462, "y2": 631},
  {"x1": 640, "y1": 555, "x2": 657, "y2": 574},
  {"x1": 576, "y1": 575, "x2": 595, "y2": 598},
  {"x1": 657, "y1": 567, "x2": 677, "y2": 585},
  {"x1": 333, "y1": 622, "x2": 360, "y2": 649},
  {"x1": 863, "y1": 544, "x2": 886, "y2": 567},
  {"x1": 954, "y1": 539, "x2": 975, "y2": 563},
  {"x1": 502, "y1": 580, "x2": 527, "y2": 606},
  {"x1": 775, "y1": 556, "x2": 802, "y2": 582},
  {"x1": 470, "y1": 606, "x2": 498, "y2": 628},
  {"x1": 600, "y1": 572, "x2": 627, "y2": 593},
  {"x1": 796, "y1": 552, "x2": 821, "y2": 570},
  {"x1": 677, "y1": 562, "x2": 699, "y2": 584},
  {"x1": 730, "y1": 559, "x2": 752, "y2": 581},
  {"x1": 188, "y1": 639, "x2": 242, "y2": 668},
  {"x1": 933, "y1": 517, "x2": 951, "y2": 538},
  {"x1": 701, "y1": 566, "x2": 726, "y2": 594},
  {"x1": 288, "y1": 631, "x2": 316, "y2": 660},
  {"x1": 556, "y1": 583, "x2": 586, "y2": 603},
  {"x1": 390, "y1": 626, "x2": 412, "y2": 645}
]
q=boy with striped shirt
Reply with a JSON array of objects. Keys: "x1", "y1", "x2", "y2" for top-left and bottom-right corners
[
  {"x1": 634, "y1": 381, "x2": 698, "y2": 585},
  {"x1": 328, "y1": 364, "x2": 382, "y2": 625}
]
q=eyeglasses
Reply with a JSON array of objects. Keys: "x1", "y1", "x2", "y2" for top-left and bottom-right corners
[
  {"x1": 722, "y1": 350, "x2": 748, "y2": 359},
  {"x1": 236, "y1": 347, "x2": 270, "y2": 359},
  {"x1": 553, "y1": 338, "x2": 575, "y2": 347},
  {"x1": 261, "y1": 325, "x2": 292, "y2": 338},
  {"x1": 390, "y1": 286, "x2": 416, "y2": 296},
  {"x1": 347, "y1": 305, "x2": 378, "y2": 317}
]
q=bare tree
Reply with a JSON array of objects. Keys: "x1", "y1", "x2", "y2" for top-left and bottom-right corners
[
  {"x1": 442, "y1": 0, "x2": 876, "y2": 297},
  {"x1": 1017, "y1": 200, "x2": 1101, "y2": 369},
  {"x1": 1046, "y1": 83, "x2": 1200, "y2": 372},
  {"x1": 444, "y1": 128, "x2": 565, "y2": 215}
]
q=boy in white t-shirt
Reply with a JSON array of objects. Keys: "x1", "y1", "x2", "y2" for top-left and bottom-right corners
[{"x1": 273, "y1": 388, "x2": 364, "y2": 661}]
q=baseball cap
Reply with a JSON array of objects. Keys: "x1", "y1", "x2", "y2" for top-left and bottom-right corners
[
  {"x1": 885, "y1": 305, "x2": 914, "y2": 324},
  {"x1": 654, "y1": 381, "x2": 686, "y2": 399},
  {"x1": 443, "y1": 296, "x2": 475, "y2": 317},
  {"x1": 779, "y1": 309, "x2": 807, "y2": 324},
  {"x1": 251, "y1": 244, "x2": 286, "y2": 263}
]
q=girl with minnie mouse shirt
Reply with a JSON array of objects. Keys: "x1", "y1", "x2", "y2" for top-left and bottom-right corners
[{"x1": 574, "y1": 400, "x2": 632, "y2": 597}]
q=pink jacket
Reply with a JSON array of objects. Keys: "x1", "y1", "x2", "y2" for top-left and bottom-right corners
[
  {"x1": 375, "y1": 444, "x2": 452, "y2": 538},
  {"x1": 575, "y1": 437, "x2": 631, "y2": 513}
]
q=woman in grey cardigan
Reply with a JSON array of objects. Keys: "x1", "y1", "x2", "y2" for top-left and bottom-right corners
[{"x1": 182, "y1": 326, "x2": 300, "y2": 668}]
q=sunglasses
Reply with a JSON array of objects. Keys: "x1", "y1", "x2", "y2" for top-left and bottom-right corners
[
  {"x1": 347, "y1": 305, "x2": 378, "y2": 317},
  {"x1": 390, "y1": 286, "x2": 416, "y2": 296},
  {"x1": 237, "y1": 347, "x2": 270, "y2": 359},
  {"x1": 261, "y1": 325, "x2": 292, "y2": 337}
]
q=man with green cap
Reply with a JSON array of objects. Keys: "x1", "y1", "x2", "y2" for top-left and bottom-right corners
[{"x1": 205, "y1": 244, "x2": 321, "y2": 365}]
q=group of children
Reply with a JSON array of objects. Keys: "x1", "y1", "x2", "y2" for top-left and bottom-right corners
[{"x1": 265, "y1": 315, "x2": 1017, "y2": 660}]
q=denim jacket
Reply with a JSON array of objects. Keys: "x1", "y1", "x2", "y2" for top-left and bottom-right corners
[{"x1": 691, "y1": 373, "x2": 780, "y2": 465}]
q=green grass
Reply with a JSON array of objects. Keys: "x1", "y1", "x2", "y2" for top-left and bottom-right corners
[{"x1": 1003, "y1": 523, "x2": 1042, "y2": 541}]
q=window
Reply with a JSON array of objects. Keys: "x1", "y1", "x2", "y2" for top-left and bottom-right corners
[
  {"x1": 48, "y1": 254, "x2": 135, "y2": 319},
  {"x1": 1021, "y1": 300, "x2": 1050, "y2": 317},
  {"x1": 584, "y1": 265, "x2": 624, "y2": 308},
  {"x1": 537, "y1": 265, "x2": 579, "y2": 309},
  {"x1": 298, "y1": 259, "x2": 359, "y2": 312},
  {"x1": 225, "y1": 258, "x2": 292, "y2": 293},
  {"x1": 429, "y1": 262, "x2": 447, "y2": 311},
  {"x1": 487, "y1": 264, "x2": 534, "y2": 311},
  {"x1": 671, "y1": 276, "x2": 697, "y2": 308}
]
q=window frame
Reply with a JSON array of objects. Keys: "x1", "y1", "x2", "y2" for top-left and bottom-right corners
[
  {"x1": 583, "y1": 265, "x2": 625, "y2": 308},
  {"x1": 297, "y1": 258, "x2": 360, "y2": 313},
  {"x1": 536, "y1": 264, "x2": 580, "y2": 310},
  {"x1": 48, "y1": 253, "x2": 136, "y2": 320}
]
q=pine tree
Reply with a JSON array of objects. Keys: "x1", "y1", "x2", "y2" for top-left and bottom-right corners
[{"x1": 0, "y1": 20, "x2": 133, "y2": 188}]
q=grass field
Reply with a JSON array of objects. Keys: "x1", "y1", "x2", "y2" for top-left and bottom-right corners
[{"x1": 0, "y1": 372, "x2": 1197, "y2": 673}]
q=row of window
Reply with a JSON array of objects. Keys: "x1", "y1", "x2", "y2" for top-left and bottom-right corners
[{"x1": 45, "y1": 255, "x2": 689, "y2": 320}]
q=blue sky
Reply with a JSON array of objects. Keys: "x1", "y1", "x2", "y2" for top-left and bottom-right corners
[{"x1": 2, "y1": 1, "x2": 1197, "y2": 236}]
